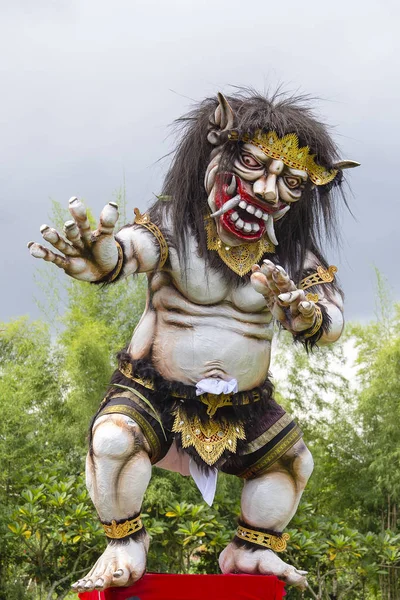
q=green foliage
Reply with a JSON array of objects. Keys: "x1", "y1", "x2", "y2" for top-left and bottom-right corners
[
  {"x1": 7, "y1": 463, "x2": 103, "y2": 600},
  {"x1": 2, "y1": 204, "x2": 399, "y2": 599}
]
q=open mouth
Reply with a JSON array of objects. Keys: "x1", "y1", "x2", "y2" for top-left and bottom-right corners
[{"x1": 213, "y1": 173, "x2": 285, "y2": 243}]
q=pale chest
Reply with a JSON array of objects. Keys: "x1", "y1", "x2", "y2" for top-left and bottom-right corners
[{"x1": 166, "y1": 242, "x2": 268, "y2": 313}]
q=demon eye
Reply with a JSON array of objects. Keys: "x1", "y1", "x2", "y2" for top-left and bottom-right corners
[
  {"x1": 283, "y1": 176, "x2": 303, "y2": 189},
  {"x1": 240, "y1": 152, "x2": 262, "y2": 169}
]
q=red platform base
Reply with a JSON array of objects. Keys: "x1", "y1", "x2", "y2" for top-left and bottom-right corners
[{"x1": 78, "y1": 573, "x2": 286, "y2": 600}]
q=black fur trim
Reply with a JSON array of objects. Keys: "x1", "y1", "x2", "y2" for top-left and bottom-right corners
[
  {"x1": 294, "y1": 302, "x2": 332, "y2": 351},
  {"x1": 114, "y1": 351, "x2": 274, "y2": 411},
  {"x1": 233, "y1": 518, "x2": 284, "y2": 553}
]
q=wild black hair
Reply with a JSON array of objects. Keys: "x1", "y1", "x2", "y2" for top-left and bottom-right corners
[{"x1": 150, "y1": 89, "x2": 346, "y2": 289}]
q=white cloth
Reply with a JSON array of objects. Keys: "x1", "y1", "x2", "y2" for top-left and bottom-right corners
[
  {"x1": 196, "y1": 377, "x2": 238, "y2": 396},
  {"x1": 189, "y1": 459, "x2": 218, "y2": 506},
  {"x1": 155, "y1": 442, "x2": 218, "y2": 505},
  {"x1": 155, "y1": 377, "x2": 238, "y2": 505}
]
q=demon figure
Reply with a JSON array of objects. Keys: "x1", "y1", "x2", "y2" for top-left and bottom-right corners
[{"x1": 28, "y1": 91, "x2": 359, "y2": 593}]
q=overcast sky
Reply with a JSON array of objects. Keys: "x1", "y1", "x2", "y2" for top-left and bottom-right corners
[{"x1": 1, "y1": 0, "x2": 399, "y2": 324}]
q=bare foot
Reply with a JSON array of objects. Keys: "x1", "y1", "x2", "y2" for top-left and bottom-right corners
[
  {"x1": 71, "y1": 535, "x2": 149, "y2": 593},
  {"x1": 219, "y1": 542, "x2": 308, "y2": 590}
]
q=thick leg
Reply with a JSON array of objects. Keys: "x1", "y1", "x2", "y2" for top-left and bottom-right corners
[
  {"x1": 219, "y1": 440, "x2": 313, "y2": 590},
  {"x1": 72, "y1": 414, "x2": 152, "y2": 593}
]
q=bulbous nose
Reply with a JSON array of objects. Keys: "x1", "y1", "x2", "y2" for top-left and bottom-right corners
[{"x1": 253, "y1": 173, "x2": 279, "y2": 204}]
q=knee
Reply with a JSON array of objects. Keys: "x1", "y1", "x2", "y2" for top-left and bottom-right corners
[
  {"x1": 292, "y1": 441, "x2": 314, "y2": 488},
  {"x1": 91, "y1": 414, "x2": 146, "y2": 460}
]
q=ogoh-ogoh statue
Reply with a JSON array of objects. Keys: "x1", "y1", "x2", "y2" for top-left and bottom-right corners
[{"x1": 28, "y1": 91, "x2": 359, "y2": 593}]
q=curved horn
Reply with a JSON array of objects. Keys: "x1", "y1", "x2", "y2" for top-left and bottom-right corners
[
  {"x1": 214, "y1": 92, "x2": 235, "y2": 131},
  {"x1": 333, "y1": 160, "x2": 361, "y2": 170}
]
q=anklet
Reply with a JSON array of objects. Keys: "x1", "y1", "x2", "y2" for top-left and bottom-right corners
[
  {"x1": 236, "y1": 523, "x2": 290, "y2": 552},
  {"x1": 101, "y1": 514, "x2": 143, "y2": 540}
]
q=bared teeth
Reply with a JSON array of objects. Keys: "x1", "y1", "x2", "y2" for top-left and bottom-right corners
[
  {"x1": 255, "y1": 209, "x2": 263, "y2": 218},
  {"x1": 231, "y1": 211, "x2": 239, "y2": 222},
  {"x1": 243, "y1": 223, "x2": 252, "y2": 233},
  {"x1": 239, "y1": 200, "x2": 247, "y2": 209},
  {"x1": 252, "y1": 223, "x2": 260, "y2": 232},
  {"x1": 235, "y1": 219, "x2": 244, "y2": 230},
  {"x1": 246, "y1": 205, "x2": 255, "y2": 214},
  {"x1": 262, "y1": 213, "x2": 269, "y2": 221}
]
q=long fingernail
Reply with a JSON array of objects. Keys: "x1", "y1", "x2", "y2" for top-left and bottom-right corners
[
  {"x1": 69, "y1": 196, "x2": 79, "y2": 205},
  {"x1": 109, "y1": 202, "x2": 118, "y2": 208},
  {"x1": 300, "y1": 301, "x2": 311, "y2": 309},
  {"x1": 40, "y1": 224, "x2": 49, "y2": 233},
  {"x1": 64, "y1": 220, "x2": 75, "y2": 229},
  {"x1": 95, "y1": 578, "x2": 104, "y2": 589},
  {"x1": 27, "y1": 241, "x2": 34, "y2": 248},
  {"x1": 279, "y1": 293, "x2": 291, "y2": 302}
]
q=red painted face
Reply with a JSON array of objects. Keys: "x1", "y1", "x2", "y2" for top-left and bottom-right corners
[{"x1": 214, "y1": 173, "x2": 286, "y2": 242}]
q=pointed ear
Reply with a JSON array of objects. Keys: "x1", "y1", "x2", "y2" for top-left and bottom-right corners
[
  {"x1": 333, "y1": 160, "x2": 361, "y2": 170},
  {"x1": 207, "y1": 92, "x2": 235, "y2": 146}
]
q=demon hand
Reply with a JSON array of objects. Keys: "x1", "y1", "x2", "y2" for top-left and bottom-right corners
[
  {"x1": 28, "y1": 198, "x2": 120, "y2": 282},
  {"x1": 251, "y1": 259, "x2": 317, "y2": 335}
]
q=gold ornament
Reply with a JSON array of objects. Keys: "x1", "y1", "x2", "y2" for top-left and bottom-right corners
[
  {"x1": 236, "y1": 525, "x2": 290, "y2": 552},
  {"x1": 172, "y1": 408, "x2": 246, "y2": 466},
  {"x1": 102, "y1": 515, "x2": 143, "y2": 539},
  {"x1": 229, "y1": 130, "x2": 338, "y2": 186},
  {"x1": 305, "y1": 292, "x2": 319, "y2": 303},
  {"x1": 303, "y1": 305, "x2": 323, "y2": 339},
  {"x1": 133, "y1": 208, "x2": 169, "y2": 269},
  {"x1": 205, "y1": 218, "x2": 275, "y2": 276},
  {"x1": 299, "y1": 265, "x2": 337, "y2": 290}
]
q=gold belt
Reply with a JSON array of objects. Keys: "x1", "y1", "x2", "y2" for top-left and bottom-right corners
[{"x1": 118, "y1": 361, "x2": 260, "y2": 417}]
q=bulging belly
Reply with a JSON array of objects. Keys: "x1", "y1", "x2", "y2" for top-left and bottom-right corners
[{"x1": 151, "y1": 319, "x2": 272, "y2": 390}]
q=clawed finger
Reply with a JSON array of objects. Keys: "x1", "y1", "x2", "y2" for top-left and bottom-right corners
[
  {"x1": 272, "y1": 265, "x2": 296, "y2": 293},
  {"x1": 40, "y1": 225, "x2": 80, "y2": 256},
  {"x1": 64, "y1": 219, "x2": 85, "y2": 249},
  {"x1": 278, "y1": 289, "x2": 306, "y2": 316},
  {"x1": 28, "y1": 242, "x2": 69, "y2": 270},
  {"x1": 68, "y1": 197, "x2": 92, "y2": 243},
  {"x1": 95, "y1": 202, "x2": 119, "y2": 237},
  {"x1": 298, "y1": 300, "x2": 316, "y2": 318}
]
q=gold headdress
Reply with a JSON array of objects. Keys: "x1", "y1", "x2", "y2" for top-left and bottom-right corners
[{"x1": 228, "y1": 130, "x2": 338, "y2": 186}]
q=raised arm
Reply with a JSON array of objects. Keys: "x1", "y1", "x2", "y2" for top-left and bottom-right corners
[
  {"x1": 251, "y1": 253, "x2": 344, "y2": 348},
  {"x1": 28, "y1": 198, "x2": 160, "y2": 282}
]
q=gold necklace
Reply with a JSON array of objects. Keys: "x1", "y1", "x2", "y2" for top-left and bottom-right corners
[{"x1": 205, "y1": 218, "x2": 275, "y2": 276}]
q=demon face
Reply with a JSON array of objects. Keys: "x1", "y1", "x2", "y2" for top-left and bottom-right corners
[
  {"x1": 205, "y1": 142, "x2": 308, "y2": 247},
  {"x1": 204, "y1": 94, "x2": 309, "y2": 248}
]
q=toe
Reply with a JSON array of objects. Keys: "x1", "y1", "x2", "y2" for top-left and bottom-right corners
[
  {"x1": 83, "y1": 579, "x2": 95, "y2": 591},
  {"x1": 112, "y1": 567, "x2": 131, "y2": 586},
  {"x1": 94, "y1": 578, "x2": 105, "y2": 590}
]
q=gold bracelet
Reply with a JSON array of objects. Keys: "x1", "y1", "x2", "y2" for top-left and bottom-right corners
[
  {"x1": 134, "y1": 208, "x2": 169, "y2": 269},
  {"x1": 236, "y1": 525, "x2": 290, "y2": 552},
  {"x1": 108, "y1": 240, "x2": 124, "y2": 282},
  {"x1": 102, "y1": 514, "x2": 143, "y2": 539},
  {"x1": 303, "y1": 305, "x2": 323, "y2": 338}
]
